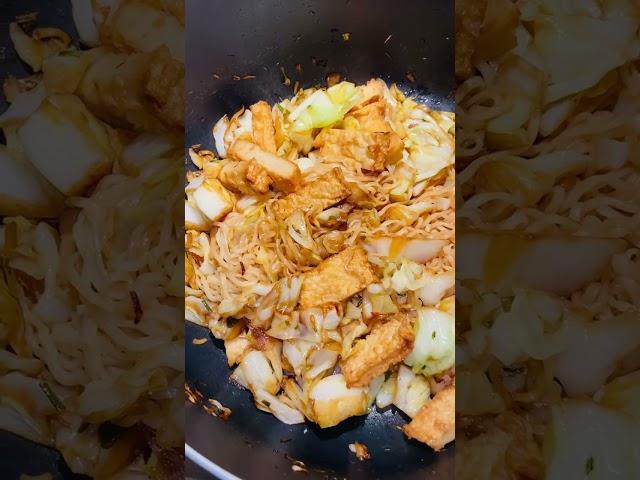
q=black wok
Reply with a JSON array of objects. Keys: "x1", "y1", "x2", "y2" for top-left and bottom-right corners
[{"x1": 185, "y1": 1, "x2": 455, "y2": 478}]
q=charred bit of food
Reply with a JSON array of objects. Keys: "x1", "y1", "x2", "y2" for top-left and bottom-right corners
[{"x1": 349, "y1": 441, "x2": 371, "y2": 461}]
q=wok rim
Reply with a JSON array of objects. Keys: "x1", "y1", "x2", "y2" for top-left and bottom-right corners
[{"x1": 186, "y1": 443, "x2": 241, "y2": 480}]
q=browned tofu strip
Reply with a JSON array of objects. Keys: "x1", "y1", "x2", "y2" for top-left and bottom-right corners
[
  {"x1": 354, "y1": 78, "x2": 385, "y2": 107},
  {"x1": 349, "y1": 100, "x2": 391, "y2": 132},
  {"x1": 403, "y1": 385, "x2": 455, "y2": 451},
  {"x1": 228, "y1": 140, "x2": 301, "y2": 192},
  {"x1": 299, "y1": 245, "x2": 378, "y2": 309},
  {"x1": 313, "y1": 129, "x2": 403, "y2": 172},
  {"x1": 273, "y1": 168, "x2": 351, "y2": 221},
  {"x1": 455, "y1": 0, "x2": 487, "y2": 80},
  {"x1": 212, "y1": 158, "x2": 272, "y2": 194},
  {"x1": 342, "y1": 313, "x2": 415, "y2": 388},
  {"x1": 245, "y1": 160, "x2": 272, "y2": 193},
  {"x1": 250, "y1": 101, "x2": 277, "y2": 153},
  {"x1": 216, "y1": 160, "x2": 252, "y2": 194}
]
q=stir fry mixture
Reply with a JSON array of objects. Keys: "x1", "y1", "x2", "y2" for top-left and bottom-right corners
[
  {"x1": 185, "y1": 79, "x2": 455, "y2": 449},
  {"x1": 0, "y1": 2, "x2": 183, "y2": 478},
  {"x1": 457, "y1": 0, "x2": 640, "y2": 478}
]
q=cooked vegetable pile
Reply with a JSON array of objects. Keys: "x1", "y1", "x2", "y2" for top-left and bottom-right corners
[{"x1": 185, "y1": 78, "x2": 455, "y2": 450}]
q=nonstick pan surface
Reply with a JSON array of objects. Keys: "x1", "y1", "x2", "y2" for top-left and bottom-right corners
[{"x1": 185, "y1": 1, "x2": 454, "y2": 479}]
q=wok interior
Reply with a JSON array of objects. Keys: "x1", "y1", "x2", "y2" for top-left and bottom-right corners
[{"x1": 186, "y1": 1, "x2": 454, "y2": 478}]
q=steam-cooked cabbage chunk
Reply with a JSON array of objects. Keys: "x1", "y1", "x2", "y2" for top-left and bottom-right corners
[
  {"x1": 192, "y1": 178, "x2": 234, "y2": 222},
  {"x1": 17, "y1": 94, "x2": 118, "y2": 196},
  {"x1": 254, "y1": 390, "x2": 305, "y2": 425},
  {"x1": 457, "y1": 232, "x2": 626, "y2": 296},
  {"x1": 404, "y1": 308, "x2": 455, "y2": 376},
  {"x1": 184, "y1": 199, "x2": 209, "y2": 231},
  {"x1": 393, "y1": 365, "x2": 431, "y2": 418},
  {"x1": 403, "y1": 105, "x2": 454, "y2": 183},
  {"x1": 545, "y1": 401, "x2": 640, "y2": 479},
  {"x1": 232, "y1": 350, "x2": 280, "y2": 396},
  {"x1": 288, "y1": 82, "x2": 358, "y2": 132},
  {"x1": 0, "y1": 146, "x2": 62, "y2": 217},
  {"x1": 309, "y1": 374, "x2": 368, "y2": 428},
  {"x1": 526, "y1": 0, "x2": 640, "y2": 102},
  {"x1": 550, "y1": 313, "x2": 640, "y2": 396}
]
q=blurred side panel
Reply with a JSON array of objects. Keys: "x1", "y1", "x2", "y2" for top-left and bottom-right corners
[
  {"x1": 0, "y1": 1, "x2": 185, "y2": 478},
  {"x1": 456, "y1": 1, "x2": 640, "y2": 479}
]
